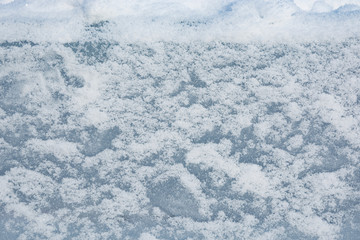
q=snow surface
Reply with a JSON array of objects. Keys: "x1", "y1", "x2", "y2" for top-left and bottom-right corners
[
  {"x1": 1, "y1": 0, "x2": 360, "y2": 42},
  {"x1": 1, "y1": 0, "x2": 360, "y2": 240}
]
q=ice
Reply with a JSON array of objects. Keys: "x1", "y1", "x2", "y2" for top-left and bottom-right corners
[{"x1": 0, "y1": 0, "x2": 360, "y2": 239}]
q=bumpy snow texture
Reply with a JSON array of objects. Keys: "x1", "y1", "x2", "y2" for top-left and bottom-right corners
[{"x1": 1, "y1": 0, "x2": 360, "y2": 239}]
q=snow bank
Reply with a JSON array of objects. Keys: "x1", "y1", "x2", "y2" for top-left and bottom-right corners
[{"x1": 0, "y1": 0, "x2": 360, "y2": 42}]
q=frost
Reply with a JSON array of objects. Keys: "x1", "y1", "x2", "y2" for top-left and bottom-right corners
[{"x1": 0, "y1": 2, "x2": 360, "y2": 239}]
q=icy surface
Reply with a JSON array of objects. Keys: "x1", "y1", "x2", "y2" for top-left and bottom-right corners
[{"x1": 1, "y1": 1, "x2": 360, "y2": 240}]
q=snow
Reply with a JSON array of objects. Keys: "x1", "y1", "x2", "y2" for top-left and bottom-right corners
[
  {"x1": 0, "y1": 0, "x2": 360, "y2": 42},
  {"x1": 294, "y1": 0, "x2": 360, "y2": 12},
  {"x1": 0, "y1": 0, "x2": 360, "y2": 239}
]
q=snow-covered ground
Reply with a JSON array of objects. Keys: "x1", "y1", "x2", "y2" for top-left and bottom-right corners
[{"x1": 0, "y1": 1, "x2": 360, "y2": 239}]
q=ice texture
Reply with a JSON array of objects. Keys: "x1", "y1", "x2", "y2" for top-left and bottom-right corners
[{"x1": 1, "y1": 1, "x2": 360, "y2": 240}]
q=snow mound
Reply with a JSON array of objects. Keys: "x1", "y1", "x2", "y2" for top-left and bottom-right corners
[{"x1": 0, "y1": 0, "x2": 360, "y2": 42}]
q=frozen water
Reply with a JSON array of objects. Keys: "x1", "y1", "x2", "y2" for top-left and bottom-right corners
[{"x1": 1, "y1": 1, "x2": 360, "y2": 240}]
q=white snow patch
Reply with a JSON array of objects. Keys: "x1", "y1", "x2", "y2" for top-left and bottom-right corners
[
  {"x1": 186, "y1": 143, "x2": 272, "y2": 197},
  {"x1": 294, "y1": 0, "x2": 360, "y2": 12}
]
